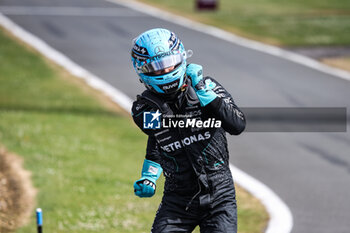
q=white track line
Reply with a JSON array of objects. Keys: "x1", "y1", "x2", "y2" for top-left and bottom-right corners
[
  {"x1": 0, "y1": 6, "x2": 145, "y2": 17},
  {"x1": 0, "y1": 6, "x2": 292, "y2": 232},
  {"x1": 230, "y1": 165, "x2": 293, "y2": 233},
  {"x1": 108, "y1": 0, "x2": 350, "y2": 83},
  {"x1": 107, "y1": 1, "x2": 296, "y2": 233},
  {"x1": 0, "y1": 13, "x2": 132, "y2": 112}
]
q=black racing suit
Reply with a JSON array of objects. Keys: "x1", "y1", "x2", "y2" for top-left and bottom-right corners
[{"x1": 131, "y1": 76, "x2": 246, "y2": 233}]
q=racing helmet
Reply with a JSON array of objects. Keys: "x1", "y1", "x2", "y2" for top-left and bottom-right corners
[{"x1": 131, "y1": 28, "x2": 191, "y2": 95}]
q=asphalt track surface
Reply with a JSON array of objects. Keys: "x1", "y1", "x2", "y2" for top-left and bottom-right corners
[{"x1": 1, "y1": 0, "x2": 350, "y2": 232}]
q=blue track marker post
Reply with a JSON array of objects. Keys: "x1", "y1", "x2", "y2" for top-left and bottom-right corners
[{"x1": 36, "y1": 208, "x2": 43, "y2": 233}]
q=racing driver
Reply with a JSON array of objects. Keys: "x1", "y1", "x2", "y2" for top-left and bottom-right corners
[{"x1": 131, "y1": 28, "x2": 246, "y2": 233}]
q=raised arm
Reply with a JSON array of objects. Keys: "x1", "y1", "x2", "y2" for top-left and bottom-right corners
[{"x1": 186, "y1": 63, "x2": 246, "y2": 135}]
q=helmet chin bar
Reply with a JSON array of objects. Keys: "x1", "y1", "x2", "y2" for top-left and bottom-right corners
[
  {"x1": 156, "y1": 75, "x2": 189, "y2": 102},
  {"x1": 143, "y1": 75, "x2": 189, "y2": 110}
]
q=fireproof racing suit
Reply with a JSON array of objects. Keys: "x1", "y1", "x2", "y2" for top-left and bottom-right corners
[{"x1": 131, "y1": 76, "x2": 246, "y2": 233}]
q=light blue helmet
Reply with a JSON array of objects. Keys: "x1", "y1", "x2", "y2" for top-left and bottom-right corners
[{"x1": 131, "y1": 28, "x2": 190, "y2": 95}]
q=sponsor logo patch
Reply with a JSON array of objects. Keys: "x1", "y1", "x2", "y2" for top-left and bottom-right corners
[
  {"x1": 154, "y1": 46, "x2": 165, "y2": 55},
  {"x1": 148, "y1": 165, "x2": 159, "y2": 175}
]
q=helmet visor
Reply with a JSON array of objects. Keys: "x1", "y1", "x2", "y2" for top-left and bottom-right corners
[{"x1": 141, "y1": 52, "x2": 184, "y2": 75}]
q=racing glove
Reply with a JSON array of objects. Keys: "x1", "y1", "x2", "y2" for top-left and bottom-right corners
[
  {"x1": 186, "y1": 64, "x2": 217, "y2": 107},
  {"x1": 134, "y1": 159, "x2": 162, "y2": 198}
]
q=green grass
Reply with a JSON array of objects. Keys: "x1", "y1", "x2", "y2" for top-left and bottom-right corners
[
  {"x1": 0, "y1": 27, "x2": 267, "y2": 233},
  {"x1": 138, "y1": 0, "x2": 350, "y2": 46}
]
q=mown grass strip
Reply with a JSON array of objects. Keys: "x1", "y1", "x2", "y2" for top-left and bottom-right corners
[
  {"x1": 0, "y1": 26, "x2": 267, "y2": 233},
  {"x1": 138, "y1": 0, "x2": 350, "y2": 46}
]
